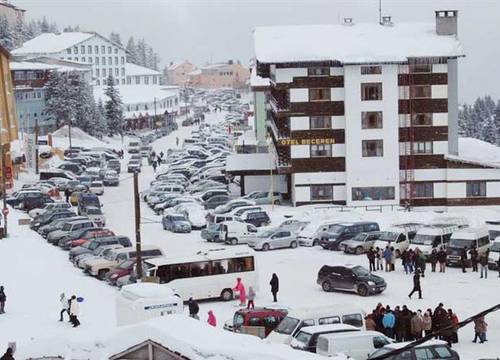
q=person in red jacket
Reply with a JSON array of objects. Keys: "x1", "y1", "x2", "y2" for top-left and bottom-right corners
[{"x1": 207, "y1": 310, "x2": 217, "y2": 327}]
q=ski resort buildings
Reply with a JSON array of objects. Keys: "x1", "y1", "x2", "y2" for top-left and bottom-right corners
[{"x1": 228, "y1": 10, "x2": 500, "y2": 208}]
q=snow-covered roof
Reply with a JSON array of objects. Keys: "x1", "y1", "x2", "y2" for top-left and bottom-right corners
[
  {"x1": 226, "y1": 153, "x2": 274, "y2": 172},
  {"x1": 10, "y1": 60, "x2": 89, "y2": 73},
  {"x1": 188, "y1": 69, "x2": 202, "y2": 76},
  {"x1": 446, "y1": 137, "x2": 500, "y2": 168},
  {"x1": 125, "y1": 62, "x2": 161, "y2": 76},
  {"x1": 235, "y1": 129, "x2": 258, "y2": 146},
  {"x1": 250, "y1": 66, "x2": 270, "y2": 88},
  {"x1": 93, "y1": 85, "x2": 179, "y2": 105},
  {"x1": 254, "y1": 22, "x2": 464, "y2": 64},
  {"x1": 12, "y1": 32, "x2": 95, "y2": 55}
]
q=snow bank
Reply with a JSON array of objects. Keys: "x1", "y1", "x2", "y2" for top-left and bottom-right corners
[{"x1": 449, "y1": 137, "x2": 500, "y2": 167}]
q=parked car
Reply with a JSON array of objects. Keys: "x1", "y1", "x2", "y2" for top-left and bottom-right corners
[
  {"x1": 316, "y1": 330, "x2": 392, "y2": 358},
  {"x1": 317, "y1": 265, "x2": 386, "y2": 296},
  {"x1": 20, "y1": 194, "x2": 54, "y2": 211},
  {"x1": 248, "y1": 228, "x2": 298, "y2": 251},
  {"x1": 319, "y1": 222, "x2": 380, "y2": 251},
  {"x1": 162, "y1": 213, "x2": 192, "y2": 233},
  {"x1": 103, "y1": 170, "x2": 119, "y2": 186},
  {"x1": 127, "y1": 160, "x2": 142, "y2": 173},
  {"x1": 213, "y1": 199, "x2": 255, "y2": 214},
  {"x1": 290, "y1": 324, "x2": 361, "y2": 353},
  {"x1": 47, "y1": 219, "x2": 95, "y2": 244},
  {"x1": 30, "y1": 209, "x2": 75, "y2": 231},
  {"x1": 28, "y1": 202, "x2": 71, "y2": 218},
  {"x1": 201, "y1": 223, "x2": 222, "y2": 242},
  {"x1": 446, "y1": 227, "x2": 490, "y2": 267},
  {"x1": 368, "y1": 340, "x2": 459, "y2": 360},
  {"x1": 58, "y1": 162, "x2": 85, "y2": 175},
  {"x1": 223, "y1": 307, "x2": 288, "y2": 338},
  {"x1": 89, "y1": 181, "x2": 104, "y2": 195},
  {"x1": 203, "y1": 194, "x2": 231, "y2": 209},
  {"x1": 82, "y1": 206, "x2": 106, "y2": 227},
  {"x1": 243, "y1": 191, "x2": 283, "y2": 205},
  {"x1": 59, "y1": 228, "x2": 113, "y2": 249},
  {"x1": 235, "y1": 210, "x2": 270, "y2": 228},
  {"x1": 107, "y1": 159, "x2": 121, "y2": 173},
  {"x1": 77, "y1": 193, "x2": 101, "y2": 215},
  {"x1": 39, "y1": 216, "x2": 87, "y2": 238},
  {"x1": 68, "y1": 236, "x2": 132, "y2": 261},
  {"x1": 106, "y1": 259, "x2": 136, "y2": 286},
  {"x1": 7, "y1": 190, "x2": 43, "y2": 207},
  {"x1": 372, "y1": 223, "x2": 423, "y2": 257},
  {"x1": 342, "y1": 232, "x2": 382, "y2": 255}
]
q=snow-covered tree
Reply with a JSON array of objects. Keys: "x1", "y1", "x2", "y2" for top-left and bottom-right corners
[
  {"x1": 104, "y1": 75, "x2": 124, "y2": 136},
  {"x1": 12, "y1": 16, "x2": 28, "y2": 47},
  {"x1": 126, "y1": 36, "x2": 138, "y2": 64},
  {"x1": 110, "y1": 32, "x2": 122, "y2": 46},
  {"x1": 0, "y1": 15, "x2": 15, "y2": 50},
  {"x1": 45, "y1": 71, "x2": 79, "y2": 128},
  {"x1": 73, "y1": 77, "x2": 94, "y2": 133},
  {"x1": 93, "y1": 99, "x2": 108, "y2": 138},
  {"x1": 39, "y1": 16, "x2": 50, "y2": 33},
  {"x1": 137, "y1": 39, "x2": 147, "y2": 67}
]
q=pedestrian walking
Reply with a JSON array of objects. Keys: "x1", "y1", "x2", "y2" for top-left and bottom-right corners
[
  {"x1": 376, "y1": 247, "x2": 383, "y2": 270},
  {"x1": 59, "y1": 293, "x2": 69, "y2": 322},
  {"x1": 233, "y1": 278, "x2": 246, "y2": 306},
  {"x1": 69, "y1": 295, "x2": 80, "y2": 327},
  {"x1": 479, "y1": 250, "x2": 489, "y2": 279},
  {"x1": 437, "y1": 247, "x2": 447, "y2": 273},
  {"x1": 207, "y1": 310, "x2": 217, "y2": 327},
  {"x1": 152, "y1": 161, "x2": 157, "y2": 172},
  {"x1": 188, "y1": 297, "x2": 200, "y2": 320},
  {"x1": 448, "y1": 309, "x2": 459, "y2": 343},
  {"x1": 367, "y1": 248, "x2": 376, "y2": 272},
  {"x1": 429, "y1": 249, "x2": 438, "y2": 272},
  {"x1": 64, "y1": 188, "x2": 71, "y2": 203},
  {"x1": 460, "y1": 246, "x2": 468, "y2": 273},
  {"x1": 270, "y1": 273, "x2": 279, "y2": 302},
  {"x1": 247, "y1": 286, "x2": 256, "y2": 309},
  {"x1": 176, "y1": 137, "x2": 179, "y2": 147},
  {"x1": 0, "y1": 348, "x2": 14, "y2": 360},
  {"x1": 411, "y1": 310, "x2": 424, "y2": 340},
  {"x1": 408, "y1": 270, "x2": 422, "y2": 299},
  {"x1": 470, "y1": 246, "x2": 479, "y2": 272},
  {"x1": 0, "y1": 286, "x2": 6, "y2": 314},
  {"x1": 423, "y1": 309, "x2": 433, "y2": 336}
]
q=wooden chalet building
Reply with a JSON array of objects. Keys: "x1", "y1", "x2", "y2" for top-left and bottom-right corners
[{"x1": 234, "y1": 10, "x2": 500, "y2": 208}]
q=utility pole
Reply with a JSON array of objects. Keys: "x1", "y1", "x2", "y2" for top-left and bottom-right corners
[
  {"x1": 153, "y1": 97, "x2": 157, "y2": 130},
  {"x1": 68, "y1": 115, "x2": 72, "y2": 150},
  {"x1": 35, "y1": 118, "x2": 39, "y2": 175},
  {"x1": 133, "y1": 170, "x2": 143, "y2": 280},
  {"x1": 379, "y1": 0, "x2": 382, "y2": 24},
  {"x1": 1, "y1": 145, "x2": 7, "y2": 237}
]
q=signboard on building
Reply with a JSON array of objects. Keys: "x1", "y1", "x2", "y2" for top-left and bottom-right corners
[
  {"x1": 278, "y1": 138, "x2": 335, "y2": 146},
  {"x1": 24, "y1": 133, "x2": 37, "y2": 171}
]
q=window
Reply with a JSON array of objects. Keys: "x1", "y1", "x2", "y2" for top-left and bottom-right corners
[
  {"x1": 102, "y1": 57, "x2": 106, "y2": 65},
  {"x1": 73, "y1": 46, "x2": 78, "y2": 54},
  {"x1": 88, "y1": 57, "x2": 93, "y2": 63},
  {"x1": 310, "y1": 116, "x2": 331, "y2": 129},
  {"x1": 67, "y1": 57, "x2": 72, "y2": 61},
  {"x1": 412, "y1": 113, "x2": 432, "y2": 126},
  {"x1": 95, "y1": 45, "x2": 99, "y2": 54},
  {"x1": 135, "y1": 76, "x2": 140, "y2": 84},
  {"x1": 413, "y1": 141, "x2": 433, "y2": 154},
  {"x1": 121, "y1": 56, "x2": 125, "y2": 64},
  {"x1": 415, "y1": 348, "x2": 435, "y2": 359},
  {"x1": 82, "y1": 57, "x2": 86, "y2": 62},
  {"x1": 96, "y1": 79, "x2": 100, "y2": 85},
  {"x1": 362, "y1": 140, "x2": 383, "y2": 157},
  {"x1": 108, "y1": 56, "x2": 112, "y2": 65},
  {"x1": 466, "y1": 181, "x2": 486, "y2": 197},
  {"x1": 121, "y1": 79, "x2": 125, "y2": 84},
  {"x1": 433, "y1": 346, "x2": 453, "y2": 358},
  {"x1": 311, "y1": 144, "x2": 331, "y2": 157},
  {"x1": 153, "y1": 76, "x2": 157, "y2": 84},
  {"x1": 88, "y1": 45, "x2": 92, "y2": 54},
  {"x1": 361, "y1": 83, "x2": 382, "y2": 100},
  {"x1": 352, "y1": 187, "x2": 395, "y2": 201},
  {"x1": 361, "y1": 65, "x2": 382, "y2": 75},
  {"x1": 144, "y1": 76, "x2": 149, "y2": 84},
  {"x1": 311, "y1": 185, "x2": 333, "y2": 201},
  {"x1": 410, "y1": 63, "x2": 432, "y2": 73},
  {"x1": 101, "y1": 45, "x2": 105, "y2": 53},
  {"x1": 309, "y1": 88, "x2": 330, "y2": 101},
  {"x1": 415, "y1": 183, "x2": 434, "y2": 198},
  {"x1": 121, "y1": 68, "x2": 125, "y2": 76},
  {"x1": 127, "y1": 77, "x2": 131, "y2": 84},
  {"x1": 308, "y1": 67, "x2": 330, "y2": 76},
  {"x1": 114, "y1": 56, "x2": 118, "y2": 65},
  {"x1": 74, "y1": 57, "x2": 78, "y2": 62},
  {"x1": 362, "y1": 111, "x2": 383, "y2": 129},
  {"x1": 114, "y1": 68, "x2": 118, "y2": 76},
  {"x1": 373, "y1": 336, "x2": 390, "y2": 349},
  {"x1": 107, "y1": 46, "x2": 111, "y2": 54},
  {"x1": 95, "y1": 57, "x2": 99, "y2": 65},
  {"x1": 318, "y1": 316, "x2": 340, "y2": 325},
  {"x1": 81, "y1": 45, "x2": 85, "y2": 54},
  {"x1": 102, "y1": 69, "x2": 106, "y2": 77},
  {"x1": 66, "y1": 48, "x2": 72, "y2": 54},
  {"x1": 114, "y1": 48, "x2": 118, "y2": 54},
  {"x1": 410, "y1": 85, "x2": 432, "y2": 98}
]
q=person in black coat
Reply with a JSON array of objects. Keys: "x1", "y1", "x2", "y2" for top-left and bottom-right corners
[
  {"x1": 64, "y1": 188, "x2": 72, "y2": 203},
  {"x1": 437, "y1": 247, "x2": 447, "y2": 273},
  {"x1": 0, "y1": 348, "x2": 14, "y2": 360},
  {"x1": 429, "y1": 249, "x2": 438, "y2": 272},
  {"x1": 270, "y1": 273, "x2": 279, "y2": 302},
  {"x1": 0, "y1": 286, "x2": 6, "y2": 314},
  {"x1": 469, "y1": 246, "x2": 478, "y2": 272},
  {"x1": 408, "y1": 270, "x2": 422, "y2": 299},
  {"x1": 460, "y1": 247, "x2": 468, "y2": 273},
  {"x1": 188, "y1": 297, "x2": 199, "y2": 319},
  {"x1": 367, "y1": 248, "x2": 376, "y2": 272}
]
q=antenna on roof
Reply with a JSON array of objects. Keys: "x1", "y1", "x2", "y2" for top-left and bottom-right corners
[{"x1": 379, "y1": 0, "x2": 382, "y2": 24}]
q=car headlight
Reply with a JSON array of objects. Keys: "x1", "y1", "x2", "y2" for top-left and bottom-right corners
[{"x1": 367, "y1": 281, "x2": 375, "y2": 286}]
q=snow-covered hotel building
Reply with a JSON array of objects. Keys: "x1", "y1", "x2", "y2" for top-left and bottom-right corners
[
  {"x1": 12, "y1": 32, "x2": 127, "y2": 86},
  {"x1": 240, "y1": 11, "x2": 500, "y2": 208}
]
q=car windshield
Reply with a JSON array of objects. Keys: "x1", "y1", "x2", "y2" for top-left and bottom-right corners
[
  {"x1": 352, "y1": 266, "x2": 370, "y2": 277},
  {"x1": 233, "y1": 313, "x2": 244, "y2": 327},
  {"x1": 91, "y1": 182, "x2": 101, "y2": 186},
  {"x1": 351, "y1": 233, "x2": 367, "y2": 242},
  {"x1": 412, "y1": 234, "x2": 439, "y2": 246},
  {"x1": 328, "y1": 225, "x2": 344, "y2": 234},
  {"x1": 449, "y1": 238, "x2": 474, "y2": 248},
  {"x1": 294, "y1": 331, "x2": 312, "y2": 346},
  {"x1": 258, "y1": 230, "x2": 275, "y2": 238},
  {"x1": 369, "y1": 349, "x2": 391, "y2": 358},
  {"x1": 274, "y1": 316, "x2": 300, "y2": 335},
  {"x1": 87, "y1": 208, "x2": 102, "y2": 215},
  {"x1": 377, "y1": 231, "x2": 398, "y2": 242},
  {"x1": 88, "y1": 242, "x2": 100, "y2": 251},
  {"x1": 491, "y1": 242, "x2": 500, "y2": 252},
  {"x1": 171, "y1": 216, "x2": 186, "y2": 221},
  {"x1": 62, "y1": 223, "x2": 72, "y2": 231},
  {"x1": 119, "y1": 260, "x2": 134, "y2": 269},
  {"x1": 489, "y1": 230, "x2": 500, "y2": 241}
]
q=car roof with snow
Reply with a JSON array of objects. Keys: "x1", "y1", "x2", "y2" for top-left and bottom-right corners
[
  {"x1": 297, "y1": 323, "x2": 359, "y2": 334},
  {"x1": 146, "y1": 248, "x2": 255, "y2": 266}
]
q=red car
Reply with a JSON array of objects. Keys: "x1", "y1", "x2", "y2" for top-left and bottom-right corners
[
  {"x1": 224, "y1": 307, "x2": 288, "y2": 338},
  {"x1": 106, "y1": 259, "x2": 135, "y2": 286},
  {"x1": 69, "y1": 229, "x2": 115, "y2": 247}
]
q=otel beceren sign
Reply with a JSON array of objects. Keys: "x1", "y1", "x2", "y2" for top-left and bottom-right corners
[{"x1": 278, "y1": 138, "x2": 335, "y2": 146}]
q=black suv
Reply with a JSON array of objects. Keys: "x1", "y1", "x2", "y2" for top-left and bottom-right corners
[
  {"x1": 318, "y1": 221, "x2": 380, "y2": 250},
  {"x1": 317, "y1": 265, "x2": 386, "y2": 296}
]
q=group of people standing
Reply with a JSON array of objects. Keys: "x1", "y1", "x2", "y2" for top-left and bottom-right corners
[
  {"x1": 366, "y1": 302, "x2": 460, "y2": 346},
  {"x1": 59, "y1": 293, "x2": 80, "y2": 328},
  {"x1": 187, "y1": 274, "x2": 280, "y2": 327},
  {"x1": 460, "y1": 246, "x2": 491, "y2": 278}
]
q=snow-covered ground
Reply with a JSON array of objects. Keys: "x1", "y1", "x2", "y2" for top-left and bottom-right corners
[{"x1": 1, "y1": 111, "x2": 500, "y2": 359}]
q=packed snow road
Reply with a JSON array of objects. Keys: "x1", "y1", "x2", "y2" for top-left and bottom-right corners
[{"x1": 1, "y1": 110, "x2": 499, "y2": 359}]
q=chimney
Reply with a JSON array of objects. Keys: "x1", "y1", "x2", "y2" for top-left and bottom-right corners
[
  {"x1": 435, "y1": 10, "x2": 458, "y2": 35},
  {"x1": 342, "y1": 17, "x2": 354, "y2": 26},
  {"x1": 381, "y1": 16, "x2": 393, "y2": 26}
]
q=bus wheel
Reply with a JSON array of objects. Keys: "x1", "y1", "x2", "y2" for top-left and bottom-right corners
[
  {"x1": 221, "y1": 288, "x2": 233, "y2": 301},
  {"x1": 230, "y1": 238, "x2": 238, "y2": 245}
]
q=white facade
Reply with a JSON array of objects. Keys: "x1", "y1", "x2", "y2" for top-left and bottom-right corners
[{"x1": 125, "y1": 63, "x2": 162, "y2": 86}]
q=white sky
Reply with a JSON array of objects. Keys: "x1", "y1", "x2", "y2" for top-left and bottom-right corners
[{"x1": 12, "y1": 0, "x2": 500, "y2": 103}]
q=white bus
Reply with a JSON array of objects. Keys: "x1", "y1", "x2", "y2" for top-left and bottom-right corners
[{"x1": 144, "y1": 248, "x2": 257, "y2": 301}]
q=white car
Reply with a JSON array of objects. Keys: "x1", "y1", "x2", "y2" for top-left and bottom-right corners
[
  {"x1": 89, "y1": 181, "x2": 104, "y2": 195},
  {"x1": 177, "y1": 203, "x2": 207, "y2": 229},
  {"x1": 85, "y1": 206, "x2": 106, "y2": 227},
  {"x1": 28, "y1": 202, "x2": 71, "y2": 218}
]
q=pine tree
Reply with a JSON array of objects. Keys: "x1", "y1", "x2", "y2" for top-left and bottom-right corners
[
  {"x1": 495, "y1": 100, "x2": 500, "y2": 145},
  {"x1": 39, "y1": 16, "x2": 50, "y2": 33},
  {"x1": 93, "y1": 99, "x2": 108, "y2": 138},
  {"x1": 26, "y1": 20, "x2": 40, "y2": 39},
  {"x1": 110, "y1": 32, "x2": 122, "y2": 46},
  {"x1": 73, "y1": 77, "x2": 94, "y2": 133},
  {"x1": 12, "y1": 16, "x2": 27, "y2": 47},
  {"x1": 104, "y1": 75, "x2": 124, "y2": 136},
  {"x1": 480, "y1": 114, "x2": 498, "y2": 145},
  {"x1": 137, "y1": 39, "x2": 147, "y2": 67},
  {"x1": 126, "y1": 36, "x2": 138, "y2": 64},
  {"x1": 0, "y1": 15, "x2": 15, "y2": 50},
  {"x1": 45, "y1": 71, "x2": 79, "y2": 128}
]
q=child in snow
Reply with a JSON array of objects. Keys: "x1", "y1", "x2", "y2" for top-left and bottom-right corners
[
  {"x1": 59, "y1": 293, "x2": 69, "y2": 322},
  {"x1": 207, "y1": 310, "x2": 217, "y2": 327},
  {"x1": 247, "y1": 286, "x2": 256, "y2": 309},
  {"x1": 233, "y1": 278, "x2": 246, "y2": 306}
]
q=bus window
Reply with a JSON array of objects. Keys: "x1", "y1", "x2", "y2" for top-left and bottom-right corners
[
  {"x1": 190, "y1": 261, "x2": 210, "y2": 277},
  {"x1": 228, "y1": 257, "x2": 254, "y2": 273},
  {"x1": 212, "y1": 259, "x2": 228, "y2": 274}
]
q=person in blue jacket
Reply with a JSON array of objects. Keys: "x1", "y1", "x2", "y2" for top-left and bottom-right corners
[{"x1": 382, "y1": 306, "x2": 396, "y2": 338}]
